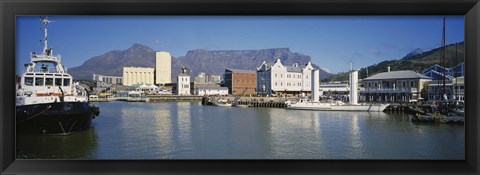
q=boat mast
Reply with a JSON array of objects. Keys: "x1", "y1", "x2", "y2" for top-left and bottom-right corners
[
  {"x1": 442, "y1": 16, "x2": 446, "y2": 100},
  {"x1": 40, "y1": 16, "x2": 52, "y2": 56},
  {"x1": 455, "y1": 42, "x2": 458, "y2": 101}
]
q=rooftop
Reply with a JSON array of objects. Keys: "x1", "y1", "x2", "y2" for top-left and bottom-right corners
[
  {"x1": 197, "y1": 87, "x2": 229, "y2": 91},
  {"x1": 225, "y1": 68, "x2": 256, "y2": 73},
  {"x1": 363, "y1": 70, "x2": 431, "y2": 81}
]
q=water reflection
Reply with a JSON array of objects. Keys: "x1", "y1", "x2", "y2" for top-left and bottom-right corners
[
  {"x1": 17, "y1": 128, "x2": 97, "y2": 159},
  {"x1": 17, "y1": 102, "x2": 465, "y2": 160}
]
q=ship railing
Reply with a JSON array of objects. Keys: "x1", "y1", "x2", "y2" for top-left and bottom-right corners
[
  {"x1": 30, "y1": 55, "x2": 61, "y2": 62},
  {"x1": 29, "y1": 67, "x2": 61, "y2": 73}
]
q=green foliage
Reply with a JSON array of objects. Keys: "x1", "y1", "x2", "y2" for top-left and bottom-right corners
[{"x1": 324, "y1": 42, "x2": 464, "y2": 82}]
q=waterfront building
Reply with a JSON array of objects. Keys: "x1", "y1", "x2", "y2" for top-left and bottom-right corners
[
  {"x1": 360, "y1": 68, "x2": 431, "y2": 103},
  {"x1": 155, "y1": 51, "x2": 172, "y2": 85},
  {"x1": 210, "y1": 75, "x2": 221, "y2": 83},
  {"x1": 256, "y1": 59, "x2": 314, "y2": 97},
  {"x1": 92, "y1": 74, "x2": 123, "y2": 85},
  {"x1": 427, "y1": 76, "x2": 464, "y2": 102},
  {"x1": 422, "y1": 62, "x2": 464, "y2": 80},
  {"x1": 177, "y1": 66, "x2": 191, "y2": 95},
  {"x1": 123, "y1": 67, "x2": 155, "y2": 86},
  {"x1": 194, "y1": 72, "x2": 207, "y2": 84},
  {"x1": 196, "y1": 87, "x2": 229, "y2": 96},
  {"x1": 224, "y1": 68, "x2": 257, "y2": 96},
  {"x1": 319, "y1": 83, "x2": 349, "y2": 97},
  {"x1": 136, "y1": 84, "x2": 159, "y2": 93},
  {"x1": 194, "y1": 72, "x2": 222, "y2": 84}
]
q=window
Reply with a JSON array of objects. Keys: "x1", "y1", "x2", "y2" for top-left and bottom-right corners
[
  {"x1": 281, "y1": 74, "x2": 283, "y2": 78},
  {"x1": 55, "y1": 78, "x2": 62, "y2": 86},
  {"x1": 275, "y1": 73, "x2": 277, "y2": 78},
  {"x1": 25, "y1": 77, "x2": 33, "y2": 86},
  {"x1": 45, "y1": 78, "x2": 53, "y2": 86},
  {"x1": 402, "y1": 81, "x2": 406, "y2": 87},
  {"x1": 410, "y1": 81, "x2": 414, "y2": 87},
  {"x1": 275, "y1": 82, "x2": 277, "y2": 86},
  {"x1": 35, "y1": 77, "x2": 44, "y2": 86},
  {"x1": 63, "y1": 78, "x2": 70, "y2": 86}
]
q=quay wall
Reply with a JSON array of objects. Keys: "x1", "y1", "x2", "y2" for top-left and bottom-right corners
[
  {"x1": 147, "y1": 95, "x2": 203, "y2": 102},
  {"x1": 203, "y1": 96, "x2": 298, "y2": 108}
]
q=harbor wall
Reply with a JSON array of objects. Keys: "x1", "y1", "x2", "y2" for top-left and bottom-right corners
[{"x1": 147, "y1": 95, "x2": 203, "y2": 102}]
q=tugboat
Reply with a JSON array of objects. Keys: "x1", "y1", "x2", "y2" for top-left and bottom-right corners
[{"x1": 16, "y1": 17, "x2": 99, "y2": 135}]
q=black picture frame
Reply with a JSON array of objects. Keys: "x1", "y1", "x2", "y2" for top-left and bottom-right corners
[{"x1": 1, "y1": 0, "x2": 479, "y2": 174}]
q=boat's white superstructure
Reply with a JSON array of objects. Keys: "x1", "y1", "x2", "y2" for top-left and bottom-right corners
[
  {"x1": 285, "y1": 67, "x2": 389, "y2": 112},
  {"x1": 214, "y1": 99, "x2": 233, "y2": 107},
  {"x1": 16, "y1": 17, "x2": 88, "y2": 106}
]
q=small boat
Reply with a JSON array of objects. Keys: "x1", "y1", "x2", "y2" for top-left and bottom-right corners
[
  {"x1": 411, "y1": 112, "x2": 464, "y2": 124},
  {"x1": 232, "y1": 103, "x2": 251, "y2": 107},
  {"x1": 214, "y1": 99, "x2": 232, "y2": 107},
  {"x1": 16, "y1": 17, "x2": 99, "y2": 135},
  {"x1": 285, "y1": 99, "x2": 389, "y2": 112},
  {"x1": 127, "y1": 91, "x2": 148, "y2": 102}
]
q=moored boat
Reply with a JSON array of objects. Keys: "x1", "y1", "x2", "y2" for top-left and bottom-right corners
[
  {"x1": 214, "y1": 99, "x2": 232, "y2": 107},
  {"x1": 16, "y1": 17, "x2": 99, "y2": 135},
  {"x1": 285, "y1": 68, "x2": 389, "y2": 112}
]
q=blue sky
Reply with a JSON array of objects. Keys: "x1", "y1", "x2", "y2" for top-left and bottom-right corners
[{"x1": 16, "y1": 16, "x2": 464, "y2": 75}]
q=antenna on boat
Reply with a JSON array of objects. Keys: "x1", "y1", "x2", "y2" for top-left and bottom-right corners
[{"x1": 40, "y1": 16, "x2": 54, "y2": 56}]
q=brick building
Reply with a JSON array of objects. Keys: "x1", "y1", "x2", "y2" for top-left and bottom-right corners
[{"x1": 224, "y1": 69, "x2": 257, "y2": 96}]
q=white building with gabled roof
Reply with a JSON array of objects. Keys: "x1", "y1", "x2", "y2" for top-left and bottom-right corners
[
  {"x1": 360, "y1": 68, "x2": 432, "y2": 103},
  {"x1": 256, "y1": 58, "x2": 314, "y2": 97}
]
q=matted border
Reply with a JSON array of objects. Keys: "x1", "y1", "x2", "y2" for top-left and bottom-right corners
[{"x1": 1, "y1": 0, "x2": 479, "y2": 174}]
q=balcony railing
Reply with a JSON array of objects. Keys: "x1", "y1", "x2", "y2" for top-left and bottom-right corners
[{"x1": 360, "y1": 88, "x2": 417, "y2": 93}]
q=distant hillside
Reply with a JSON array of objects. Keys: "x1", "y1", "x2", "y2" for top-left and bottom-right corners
[
  {"x1": 69, "y1": 44, "x2": 333, "y2": 82},
  {"x1": 173, "y1": 48, "x2": 332, "y2": 82},
  {"x1": 325, "y1": 42, "x2": 464, "y2": 82},
  {"x1": 69, "y1": 44, "x2": 156, "y2": 80}
]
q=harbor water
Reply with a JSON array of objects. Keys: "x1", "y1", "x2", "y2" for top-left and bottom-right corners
[{"x1": 17, "y1": 101, "x2": 464, "y2": 159}]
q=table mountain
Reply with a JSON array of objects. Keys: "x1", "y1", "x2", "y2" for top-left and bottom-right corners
[{"x1": 68, "y1": 44, "x2": 333, "y2": 82}]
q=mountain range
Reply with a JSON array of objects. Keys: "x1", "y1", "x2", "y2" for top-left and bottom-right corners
[
  {"x1": 68, "y1": 44, "x2": 333, "y2": 82},
  {"x1": 325, "y1": 42, "x2": 465, "y2": 82}
]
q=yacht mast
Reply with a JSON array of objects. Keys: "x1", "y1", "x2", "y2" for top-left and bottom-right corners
[{"x1": 442, "y1": 16, "x2": 446, "y2": 99}]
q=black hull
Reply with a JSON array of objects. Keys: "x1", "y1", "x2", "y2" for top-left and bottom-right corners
[{"x1": 16, "y1": 102, "x2": 99, "y2": 135}]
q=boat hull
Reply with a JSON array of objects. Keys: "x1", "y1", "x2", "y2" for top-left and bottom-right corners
[
  {"x1": 286, "y1": 102, "x2": 389, "y2": 112},
  {"x1": 214, "y1": 102, "x2": 232, "y2": 107},
  {"x1": 16, "y1": 102, "x2": 99, "y2": 135}
]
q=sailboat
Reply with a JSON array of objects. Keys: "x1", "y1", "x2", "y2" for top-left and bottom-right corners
[
  {"x1": 411, "y1": 17, "x2": 464, "y2": 124},
  {"x1": 285, "y1": 67, "x2": 389, "y2": 112}
]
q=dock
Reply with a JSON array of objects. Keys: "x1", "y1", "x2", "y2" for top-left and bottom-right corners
[
  {"x1": 202, "y1": 96, "x2": 290, "y2": 108},
  {"x1": 147, "y1": 95, "x2": 203, "y2": 102},
  {"x1": 411, "y1": 113, "x2": 464, "y2": 124}
]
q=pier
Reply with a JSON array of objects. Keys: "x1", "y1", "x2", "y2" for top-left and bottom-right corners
[
  {"x1": 147, "y1": 95, "x2": 203, "y2": 102},
  {"x1": 202, "y1": 96, "x2": 291, "y2": 108}
]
